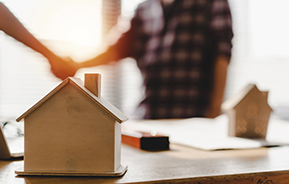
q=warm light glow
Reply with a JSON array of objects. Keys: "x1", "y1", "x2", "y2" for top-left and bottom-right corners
[
  {"x1": 0, "y1": 0, "x2": 104, "y2": 117},
  {"x1": 32, "y1": 0, "x2": 102, "y2": 46},
  {"x1": 10, "y1": 0, "x2": 103, "y2": 61}
]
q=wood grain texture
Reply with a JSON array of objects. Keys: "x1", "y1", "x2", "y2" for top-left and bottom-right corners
[
  {"x1": 84, "y1": 73, "x2": 101, "y2": 97},
  {"x1": 2, "y1": 144, "x2": 289, "y2": 183},
  {"x1": 15, "y1": 165, "x2": 127, "y2": 177},
  {"x1": 16, "y1": 77, "x2": 128, "y2": 124},
  {"x1": 23, "y1": 84, "x2": 121, "y2": 173}
]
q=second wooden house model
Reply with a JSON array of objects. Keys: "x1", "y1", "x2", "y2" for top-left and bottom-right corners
[
  {"x1": 15, "y1": 73, "x2": 128, "y2": 176},
  {"x1": 222, "y1": 84, "x2": 273, "y2": 139}
]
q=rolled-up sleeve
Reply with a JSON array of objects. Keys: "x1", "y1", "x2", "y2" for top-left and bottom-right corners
[{"x1": 210, "y1": 0, "x2": 233, "y2": 59}]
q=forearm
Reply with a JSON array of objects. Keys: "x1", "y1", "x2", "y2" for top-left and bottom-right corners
[
  {"x1": 78, "y1": 11, "x2": 138, "y2": 69},
  {"x1": 0, "y1": 3, "x2": 55, "y2": 61},
  {"x1": 207, "y1": 55, "x2": 229, "y2": 117},
  {"x1": 76, "y1": 43, "x2": 124, "y2": 70},
  {"x1": 77, "y1": 50, "x2": 115, "y2": 68}
]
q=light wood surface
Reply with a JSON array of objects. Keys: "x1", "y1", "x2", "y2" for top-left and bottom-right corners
[
  {"x1": 23, "y1": 84, "x2": 122, "y2": 173},
  {"x1": 15, "y1": 75, "x2": 128, "y2": 175},
  {"x1": 2, "y1": 144, "x2": 289, "y2": 183},
  {"x1": 84, "y1": 73, "x2": 101, "y2": 97}
]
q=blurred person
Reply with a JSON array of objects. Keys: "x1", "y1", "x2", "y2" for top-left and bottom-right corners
[
  {"x1": 0, "y1": 2, "x2": 76, "y2": 80},
  {"x1": 73, "y1": 0, "x2": 233, "y2": 119}
]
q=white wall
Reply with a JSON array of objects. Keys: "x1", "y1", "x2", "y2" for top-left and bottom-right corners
[{"x1": 228, "y1": 0, "x2": 289, "y2": 110}]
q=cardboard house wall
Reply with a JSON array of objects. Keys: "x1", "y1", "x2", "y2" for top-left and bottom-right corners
[
  {"x1": 222, "y1": 84, "x2": 273, "y2": 139},
  {"x1": 16, "y1": 74, "x2": 128, "y2": 174}
]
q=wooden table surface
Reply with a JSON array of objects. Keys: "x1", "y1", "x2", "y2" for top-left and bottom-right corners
[{"x1": 1, "y1": 143, "x2": 289, "y2": 184}]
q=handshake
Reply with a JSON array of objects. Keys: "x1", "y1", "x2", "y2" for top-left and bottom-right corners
[{"x1": 48, "y1": 54, "x2": 81, "y2": 80}]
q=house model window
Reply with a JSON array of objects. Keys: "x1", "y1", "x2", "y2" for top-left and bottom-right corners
[{"x1": 15, "y1": 73, "x2": 128, "y2": 176}]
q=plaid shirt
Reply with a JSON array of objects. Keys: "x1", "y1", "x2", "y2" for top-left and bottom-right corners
[{"x1": 108, "y1": 0, "x2": 233, "y2": 119}]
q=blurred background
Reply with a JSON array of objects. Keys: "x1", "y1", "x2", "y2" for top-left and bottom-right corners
[{"x1": 0, "y1": 0, "x2": 289, "y2": 119}]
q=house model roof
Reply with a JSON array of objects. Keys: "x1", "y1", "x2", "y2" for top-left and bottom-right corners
[
  {"x1": 16, "y1": 77, "x2": 128, "y2": 123},
  {"x1": 221, "y1": 84, "x2": 272, "y2": 111}
]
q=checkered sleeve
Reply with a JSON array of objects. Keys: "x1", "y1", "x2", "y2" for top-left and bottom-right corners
[{"x1": 210, "y1": 0, "x2": 233, "y2": 59}]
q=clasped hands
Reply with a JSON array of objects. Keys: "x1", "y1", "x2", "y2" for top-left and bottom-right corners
[{"x1": 48, "y1": 55, "x2": 80, "y2": 80}]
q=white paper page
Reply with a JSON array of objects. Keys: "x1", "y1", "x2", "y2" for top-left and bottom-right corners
[{"x1": 123, "y1": 115, "x2": 289, "y2": 150}]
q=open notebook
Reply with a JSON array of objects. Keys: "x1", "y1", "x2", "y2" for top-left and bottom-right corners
[{"x1": 0, "y1": 125, "x2": 24, "y2": 159}]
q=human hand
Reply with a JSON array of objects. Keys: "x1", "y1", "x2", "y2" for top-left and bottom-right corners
[{"x1": 48, "y1": 55, "x2": 79, "y2": 80}]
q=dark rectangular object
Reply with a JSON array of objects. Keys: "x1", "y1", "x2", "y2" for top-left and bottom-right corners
[{"x1": 121, "y1": 130, "x2": 170, "y2": 151}]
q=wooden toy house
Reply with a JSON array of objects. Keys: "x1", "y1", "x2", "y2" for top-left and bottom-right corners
[
  {"x1": 222, "y1": 84, "x2": 273, "y2": 139},
  {"x1": 15, "y1": 73, "x2": 128, "y2": 176}
]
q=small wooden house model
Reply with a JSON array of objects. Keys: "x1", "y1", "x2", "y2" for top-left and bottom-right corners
[
  {"x1": 15, "y1": 73, "x2": 128, "y2": 176},
  {"x1": 222, "y1": 84, "x2": 273, "y2": 139}
]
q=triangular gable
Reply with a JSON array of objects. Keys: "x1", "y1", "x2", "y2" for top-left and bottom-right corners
[
  {"x1": 16, "y1": 77, "x2": 128, "y2": 123},
  {"x1": 222, "y1": 84, "x2": 272, "y2": 111}
]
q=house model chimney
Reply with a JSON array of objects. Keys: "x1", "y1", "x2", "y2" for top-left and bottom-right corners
[{"x1": 84, "y1": 73, "x2": 101, "y2": 97}]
